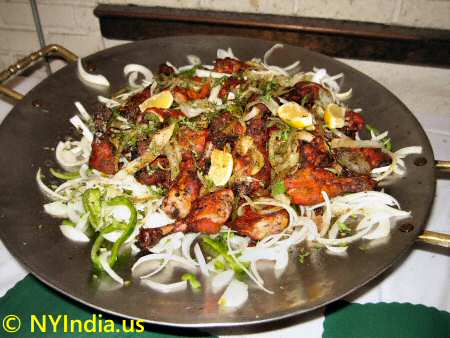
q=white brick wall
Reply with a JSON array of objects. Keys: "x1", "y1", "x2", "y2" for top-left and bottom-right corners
[{"x1": 0, "y1": 0, "x2": 449, "y2": 74}]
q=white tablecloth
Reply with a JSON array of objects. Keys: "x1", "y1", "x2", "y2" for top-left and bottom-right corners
[{"x1": 0, "y1": 60, "x2": 449, "y2": 338}]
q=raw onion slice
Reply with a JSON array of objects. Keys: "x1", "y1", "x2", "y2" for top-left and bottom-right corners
[
  {"x1": 195, "y1": 69, "x2": 231, "y2": 79},
  {"x1": 124, "y1": 64, "x2": 153, "y2": 88},
  {"x1": 74, "y1": 101, "x2": 91, "y2": 121},
  {"x1": 211, "y1": 270, "x2": 234, "y2": 293},
  {"x1": 70, "y1": 115, "x2": 93, "y2": 143},
  {"x1": 218, "y1": 279, "x2": 248, "y2": 308},
  {"x1": 217, "y1": 47, "x2": 237, "y2": 60},
  {"x1": 99, "y1": 252, "x2": 124, "y2": 284},
  {"x1": 194, "y1": 243, "x2": 209, "y2": 276},
  {"x1": 141, "y1": 279, "x2": 187, "y2": 293},
  {"x1": 181, "y1": 233, "x2": 200, "y2": 266},
  {"x1": 132, "y1": 253, "x2": 197, "y2": 277},
  {"x1": 77, "y1": 58, "x2": 110, "y2": 87},
  {"x1": 36, "y1": 169, "x2": 67, "y2": 201},
  {"x1": 44, "y1": 201, "x2": 68, "y2": 218},
  {"x1": 59, "y1": 224, "x2": 90, "y2": 243}
]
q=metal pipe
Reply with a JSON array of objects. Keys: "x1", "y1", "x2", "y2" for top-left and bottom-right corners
[{"x1": 29, "y1": 0, "x2": 51, "y2": 76}]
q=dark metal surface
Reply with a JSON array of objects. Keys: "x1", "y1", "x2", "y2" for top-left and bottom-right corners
[
  {"x1": 0, "y1": 36, "x2": 436, "y2": 328},
  {"x1": 94, "y1": 5, "x2": 450, "y2": 68}
]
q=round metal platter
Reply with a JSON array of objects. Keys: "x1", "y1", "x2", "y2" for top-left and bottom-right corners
[{"x1": 0, "y1": 36, "x2": 435, "y2": 328}]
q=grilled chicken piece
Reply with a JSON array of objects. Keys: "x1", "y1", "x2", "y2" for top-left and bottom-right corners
[
  {"x1": 175, "y1": 189, "x2": 234, "y2": 234},
  {"x1": 232, "y1": 206, "x2": 289, "y2": 240},
  {"x1": 89, "y1": 137, "x2": 119, "y2": 175},
  {"x1": 135, "y1": 157, "x2": 171, "y2": 188},
  {"x1": 335, "y1": 148, "x2": 389, "y2": 175},
  {"x1": 209, "y1": 112, "x2": 246, "y2": 149},
  {"x1": 213, "y1": 58, "x2": 248, "y2": 74},
  {"x1": 173, "y1": 82, "x2": 211, "y2": 103},
  {"x1": 177, "y1": 127, "x2": 209, "y2": 156},
  {"x1": 119, "y1": 86, "x2": 151, "y2": 122},
  {"x1": 162, "y1": 170, "x2": 201, "y2": 219},
  {"x1": 285, "y1": 166, "x2": 376, "y2": 205},
  {"x1": 282, "y1": 81, "x2": 325, "y2": 109},
  {"x1": 301, "y1": 136, "x2": 332, "y2": 168},
  {"x1": 137, "y1": 189, "x2": 234, "y2": 251},
  {"x1": 232, "y1": 110, "x2": 271, "y2": 197}
]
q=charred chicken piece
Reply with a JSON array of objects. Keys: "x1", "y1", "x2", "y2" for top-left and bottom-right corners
[
  {"x1": 92, "y1": 104, "x2": 112, "y2": 133},
  {"x1": 162, "y1": 170, "x2": 201, "y2": 219},
  {"x1": 158, "y1": 63, "x2": 175, "y2": 76},
  {"x1": 173, "y1": 82, "x2": 211, "y2": 103},
  {"x1": 282, "y1": 81, "x2": 326, "y2": 109},
  {"x1": 213, "y1": 58, "x2": 248, "y2": 74},
  {"x1": 343, "y1": 111, "x2": 365, "y2": 136},
  {"x1": 285, "y1": 166, "x2": 376, "y2": 205},
  {"x1": 89, "y1": 137, "x2": 119, "y2": 175},
  {"x1": 232, "y1": 206, "x2": 289, "y2": 241},
  {"x1": 119, "y1": 86, "x2": 151, "y2": 122},
  {"x1": 137, "y1": 189, "x2": 234, "y2": 251},
  {"x1": 209, "y1": 112, "x2": 246, "y2": 149},
  {"x1": 335, "y1": 148, "x2": 389, "y2": 175},
  {"x1": 301, "y1": 136, "x2": 332, "y2": 168},
  {"x1": 231, "y1": 110, "x2": 271, "y2": 198},
  {"x1": 135, "y1": 157, "x2": 171, "y2": 188},
  {"x1": 175, "y1": 188, "x2": 234, "y2": 234}
]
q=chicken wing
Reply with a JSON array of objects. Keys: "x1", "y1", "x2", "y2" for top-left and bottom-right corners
[
  {"x1": 285, "y1": 166, "x2": 376, "y2": 205},
  {"x1": 137, "y1": 189, "x2": 234, "y2": 251}
]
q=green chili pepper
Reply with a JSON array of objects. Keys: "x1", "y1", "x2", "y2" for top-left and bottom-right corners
[
  {"x1": 202, "y1": 237, "x2": 244, "y2": 276},
  {"x1": 50, "y1": 168, "x2": 80, "y2": 180},
  {"x1": 90, "y1": 222, "x2": 125, "y2": 273},
  {"x1": 62, "y1": 219, "x2": 75, "y2": 227},
  {"x1": 106, "y1": 196, "x2": 137, "y2": 267},
  {"x1": 181, "y1": 273, "x2": 202, "y2": 289},
  {"x1": 82, "y1": 188, "x2": 103, "y2": 230}
]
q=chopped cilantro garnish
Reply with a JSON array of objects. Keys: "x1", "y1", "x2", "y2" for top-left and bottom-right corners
[{"x1": 298, "y1": 249, "x2": 310, "y2": 264}]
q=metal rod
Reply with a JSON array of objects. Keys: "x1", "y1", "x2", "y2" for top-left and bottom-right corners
[
  {"x1": 30, "y1": 0, "x2": 51, "y2": 76},
  {"x1": 436, "y1": 160, "x2": 450, "y2": 170},
  {"x1": 417, "y1": 230, "x2": 450, "y2": 248}
]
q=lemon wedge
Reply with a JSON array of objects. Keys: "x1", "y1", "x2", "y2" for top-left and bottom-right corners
[
  {"x1": 208, "y1": 149, "x2": 233, "y2": 186},
  {"x1": 324, "y1": 103, "x2": 346, "y2": 129},
  {"x1": 277, "y1": 102, "x2": 314, "y2": 129},
  {"x1": 139, "y1": 90, "x2": 173, "y2": 112}
]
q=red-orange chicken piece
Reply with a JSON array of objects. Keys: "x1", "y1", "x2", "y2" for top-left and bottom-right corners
[
  {"x1": 89, "y1": 137, "x2": 119, "y2": 175},
  {"x1": 285, "y1": 166, "x2": 376, "y2": 205},
  {"x1": 175, "y1": 189, "x2": 234, "y2": 234},
  {"x1": 232, "y1": 206, "x2": 289, "y2": 240},
  {"x1": 213, "y1": 58, "x2": 248, "y2": 74}
]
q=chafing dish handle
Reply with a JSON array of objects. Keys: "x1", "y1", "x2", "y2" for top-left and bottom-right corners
[
  {"x1": 417, "y1": 231, "x2": 450, "y2": 248},
  {"x1": 0, "y1": 44, "x2": 78, "y2": 101},
  {"x1": 416, "y1": 161, "x2": 450, "y2": 248}
]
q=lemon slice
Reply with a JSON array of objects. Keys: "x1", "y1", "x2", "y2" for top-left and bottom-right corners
[
  {"x1": 324, "y1": 103, "x2": 346, "y2": 129},
  {"x1": 277, "y1": 102, "x2": 314, "y2": 129},
  {"x1": 208, "y1": 149, "x2": 233, "y2": 186},
  {"x1": 139, "y1": 90, "x2": 174, "y2": 112}
]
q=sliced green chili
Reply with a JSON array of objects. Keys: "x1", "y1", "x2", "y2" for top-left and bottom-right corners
[
  {"x1": 82, "y1": 188, "x2": 103, "y2": 230},
  {"x1": 90, "y1": 222, "x2": 125, "y2": 273},
  {"x1": 50, "y1": 168, "x2": 80, "y2": 180},
  {"x1": 106, "y1": 196, "x2": 137, "y2": 267},
  {"x1": 181, "y1": 273, "x2": 202, "y2": 289}
]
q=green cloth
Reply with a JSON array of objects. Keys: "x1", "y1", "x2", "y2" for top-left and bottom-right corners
[
  {"x1": 0, "y1": 275, "x2": 213, "y2": 337},
  {"x1": 323, "y1": 300, "x2": 450, "y2": 338}
]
